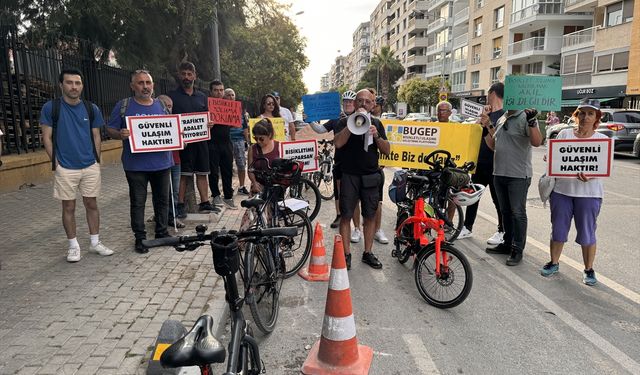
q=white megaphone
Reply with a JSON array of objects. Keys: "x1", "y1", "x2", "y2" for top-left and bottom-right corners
[{"x1": 347, "y1": 112, "x2": 371, "y2": 135}]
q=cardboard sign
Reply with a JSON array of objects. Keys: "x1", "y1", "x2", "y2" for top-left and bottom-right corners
[
  {"x1": 180, "y1": 112, "x2": 211, "y2": 143},
  {"x1": 280, "y1": 140, "x2": 318, "y2": 172},
  {"x1": 249, "y1": 118, "x2": 286, "y2": 142},
  {"x1": 208, "y1": 98, "x2": 242, "y2": 127},
  {"x1": 127, "y1": 115, "x2": 182, "y2": 153},
  {"x1": 397, "y1": 102, "x2": 407, "y2": 117},
  {"x1": 379, "y1": 120, "x2": 482, "y2": 170},
  {"x1": 547, "y1": 138, "x2": 613, "y2": 177},
  {"x1": 460, "y1": 99, "x2": 484, "y2": 118},
  {"x1": 301, "y1": 92, "x2": 341, "y2": 122},
  {"x1": 504, "y1": 75, "x2": 562, "y2": 111}
]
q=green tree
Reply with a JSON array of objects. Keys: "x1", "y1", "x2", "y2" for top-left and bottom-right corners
[
  {"x1": 397, "y1": 77, "x2": 442, "y2": 112},
  {"x1": 369, "y1": 46, "x2": 404, "y2": 100}
]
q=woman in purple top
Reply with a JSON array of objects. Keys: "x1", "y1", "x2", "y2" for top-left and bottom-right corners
[{"x1": 247, "y1": 118, "x2": 280, "y2": 194}]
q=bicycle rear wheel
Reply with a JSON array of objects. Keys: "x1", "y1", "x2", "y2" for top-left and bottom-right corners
[
  {"x1": 313, "y1": 161, "x2": 335, "y2": 201},
  {"x1": 245, "y1": 243, "x2": 281, "y2": 334},
  {"x1": 287, "y1": 177, "x2": 321, "y2": 221},
  {"x1": 414, "y1": 243, "x2": 472, "y2": 308},
  {"x1": 277, "y1": 209, "x2": 312, "y2": 278},
  {"x1": 393, "y1": 209, "x2": 413, "y2": 264}
]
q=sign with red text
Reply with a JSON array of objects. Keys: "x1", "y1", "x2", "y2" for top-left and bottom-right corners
[
  {"x1": 280, "y1": 140, "x2": 318, "y2": 172},
  {"x1": 208, "y1": 98, "x2": 242, "y2": 127},
  {"x1": 127, "y1": 115, "x2": 183, "y2": 153},
  {"x1": 180, "y1": 112, "x2": 211, "y2": 143},
  {"x1": 547, "y1": 138, "x2": 613, "y2": 177}
]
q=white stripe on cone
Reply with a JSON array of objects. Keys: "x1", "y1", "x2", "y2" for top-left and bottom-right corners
[
  {"x1": 321, "y1": 314, "x2": 356, "y2": 341},
  {"x1": 310, "y1": 255, "x2": 325, "y2": 265},
  {"x1": 328, "y1": 268, "x2": 350, "y2": 291}
]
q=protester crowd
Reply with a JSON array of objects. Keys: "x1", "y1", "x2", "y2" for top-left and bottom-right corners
[{"x1": 41, "y1": 65, "x2": 604, "y2": 286}]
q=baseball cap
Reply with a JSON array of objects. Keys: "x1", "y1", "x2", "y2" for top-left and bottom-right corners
[
  {"x1": 577, "y1": 98, "x2": 600, "y2": 110},
  {"x1": 271, "y1": 91, "x2": 280, "y2": 98}
]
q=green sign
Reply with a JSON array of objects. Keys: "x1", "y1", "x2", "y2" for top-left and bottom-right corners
[{"x1": 503, "y1": 75, "x2": 562, "y2": 111}]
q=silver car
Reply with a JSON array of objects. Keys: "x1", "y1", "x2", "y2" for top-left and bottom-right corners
[{"x1": 597, "y1": 109, "x2": 640, "y2": 152}]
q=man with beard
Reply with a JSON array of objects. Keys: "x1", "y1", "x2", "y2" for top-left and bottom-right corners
[
  {"x1": 208, "y1": 80, "x2": 236, "y2": 209},
  {"x1": 169, "y1": 62, "x2": 217, "y2": 216},
  {"x1": 107, "y1": 69, "x2": 173, "y2": 254}
]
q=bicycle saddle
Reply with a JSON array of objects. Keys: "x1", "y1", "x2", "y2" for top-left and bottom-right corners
[
  {"x1": 160, "y1": 315, "x2": 226, "y2": 368},
  {"x1": 241, "y1": 198, "x2": 265, "y2": 209}
]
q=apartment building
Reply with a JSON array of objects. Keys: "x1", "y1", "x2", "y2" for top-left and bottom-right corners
[
  {"x1": 319, "y1": 74, "x2": 330, "y2": 92},
  {"x1": 370, "y1": 1, "x2": 393, "y2": 58},
  {"x1": 350, "y1": 22, "x2": 372, "y2": 87},
  {"x1": 329, "y1": 55, "x2": 346, "y2": 89},
  {"x1": 561, "y1": 0, "x2": 635, "y2": 110},
  {"x1": 627, "y1": 2, "x2": 640, "y2": 109}
]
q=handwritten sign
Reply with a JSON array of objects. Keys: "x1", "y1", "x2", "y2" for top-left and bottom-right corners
[
  {"x1": 127, "y1": 115, "x2": 183, "y2": 153},
  {"x1": 504, "y1": 75, "x2": 562, "y2": 111},
  {"x1": 379, "y1": 120, "x2": 482, "y2": 170},
  {"x1": 280, "y1": 140, "x2": 318, "y2": 172},
  {"x1": 460, "y1": 99, "x2": 484, "y2": 118},
  {"x1": 249, "y1": 118, "x2": 286, "y2": 142},
  {"x1": 547, "y1": 138, "x2": 613, "y2": 177},
  {"x1": 302, "y1": 92, "x2": 341, "y2": 122},
  {"x1": 208, "y1": 98, "x2": 242, "y2": 127},
  {"x1": 180, "y1": 112, "x2": 210, "y2": 143}
]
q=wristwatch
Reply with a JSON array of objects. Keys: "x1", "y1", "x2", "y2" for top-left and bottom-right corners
[{"x1": 527, "y1": 119, "x2": 538, "y2": 128}]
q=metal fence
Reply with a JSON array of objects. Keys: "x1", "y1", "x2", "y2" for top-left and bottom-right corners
[{"x1": 0, "y1": 25, "x2": 210, "y2": 155}]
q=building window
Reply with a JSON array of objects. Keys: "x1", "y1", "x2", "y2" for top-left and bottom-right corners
[
  {"x1": 562, "y1": 54, "x2": 577, "y2": 74},
  {"x1": 472, "y1": 44, "x2": 481, "y2": 64},
  {"x1": 606, "y1": 2, "x2": 623, "y2": 27},
  {"x1": 473, "y1": 17, "x2": 483, "y2": 37},
  {"x1": 492, "y1": 37, "x2": 502, "y2": 59},
  {"x1": 524, "y1": 62, "x2": 542, "y2": 74},
  {"x1": 476, "y1": 0, "x2": 484, "y2": 9},
  {"x1": 490, "y1": 67, "x2": 501, "y2": 83},
  {"x1": 471, "y1": 71, "x2": 480, "y2": 89},
  {"x1": 576, "y1": 51, "x2": 593, "y2": 73},
  {"x1": 494, "y1": 6, "x2": 504, "y2": 29},
  {"x1": 613, "y1": 51, "x2": 629, "y2": 70}
]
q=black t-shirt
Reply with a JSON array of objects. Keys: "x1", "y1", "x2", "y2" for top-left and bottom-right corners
[
  {"x1": 168, "y1": 87, "x2": 208, "y2": 114},
  {"x1": 477, "y1": 109, "x2": 506, "y2": 168},
  {"x1": 334, "y1": 116, "x2": 387, "y2": 175}
]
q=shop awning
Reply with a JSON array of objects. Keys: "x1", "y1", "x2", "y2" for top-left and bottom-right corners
[{"x1": 561, "y1": 97, "x2": 618, "y2": 107}]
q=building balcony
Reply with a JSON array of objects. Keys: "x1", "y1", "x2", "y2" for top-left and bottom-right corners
[
  {"x1": 451, "y1": 58, "x2": 467, "y2": 72},
  {"x1": 407, "y1": 54, "x2": 429, "y2": 66},
  {"x1": 510, "y1": 1, "x2": 591, "y2": 31},
  {"x1": 426, "y1": 41, "x2": 451, "y2": 56},
  {"x1": 427, "y1": 0, "x2": 449, "y2": 13},
  {"x1": 415, "y1": 0, "x2": 429, "y2": 12},
  {"x1": 564, "y1": 0, "x2": 597, "y2": 13},
  {"x1": 453, "y1": 33, "x2": 468, "y2": 49},
  {"x1": 453, "y1": 7, "x2": 469, "y2": 26},
  {"x1": 407, "y1": 35, "x2": 430, "y2": 49},
  {"x1": 595, "y1": 21, "x2": 633, "y2": 52},
  {"x1": 451, "y1": 83, "x2": 466, "y2": 93},
  {"x1": 511, "y1": 2, "x2": 563, "y2": 25},
  {"x1": 408, "y1": 17, "x2": 430, "y2": 30},
  {"x1": 507, "y1": 36, "x2": 562, "y2": 62},
  {"x1": 425, "y1": 60, "x2": 444, "y2": 75},
  {"x1": 428, "y1": 17, "x2": 453, "y2": 33},
  {"x1": 561, "y1": 26, "x2": 595, "y2": 53}
]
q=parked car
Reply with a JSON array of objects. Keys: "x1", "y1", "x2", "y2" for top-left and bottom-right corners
[
  {"x1": 380, "y1": 112, "x2": 397, "y2": 119},
  {"x1": 546, "y1": 117, "x2": 575, "y2": 140},
  {"x1": 596, "y1": 109, "x2": 640, "y2": 152},
  {"x1": 403, "y1": 112, "x2": 432, "y2": 122}
]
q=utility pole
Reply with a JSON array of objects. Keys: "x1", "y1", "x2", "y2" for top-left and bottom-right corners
[{"x1": 210, "y1": 4, "x2": 221, "y2": 80}]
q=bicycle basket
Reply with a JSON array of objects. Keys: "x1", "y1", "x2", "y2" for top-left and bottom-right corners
[
  {"x1": 211, "y1": 235, "x2": 240, "y2": 276},
  {"x1": 442, "y1": 168, "x2": 471, "y2": 189}
]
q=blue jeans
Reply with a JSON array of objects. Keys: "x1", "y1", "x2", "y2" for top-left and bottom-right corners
[
  {"x1": 125, "y1": 169, "x2": 170, "y2": 240},
  {"x1": 493, "y1": 176, "x2": 531, "y2": 253},
  {"x1": 169, "y1": 165, "x2": 180, "y2": 217}
]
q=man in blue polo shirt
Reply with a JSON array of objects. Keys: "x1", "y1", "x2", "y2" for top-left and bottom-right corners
[
  {"x1": 41, "y1": 68, "x2": 114, "y2": 262},
  {"x1": 107, "y1": 69, "x2": 173, "y2": 254}
]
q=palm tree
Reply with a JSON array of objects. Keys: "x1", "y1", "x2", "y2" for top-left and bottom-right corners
[{"x1": 370, "y1": 46, "x2": 404, "y2": 99}]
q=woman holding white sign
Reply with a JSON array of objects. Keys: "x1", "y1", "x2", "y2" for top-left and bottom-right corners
[{"x1": 540, "y1": 99, "x2": 607, "y2": 286}]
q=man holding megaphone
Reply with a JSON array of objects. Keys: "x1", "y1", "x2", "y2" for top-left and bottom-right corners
[{"x1": 333, "y1": 89, "x2": 391, "y2": 270}]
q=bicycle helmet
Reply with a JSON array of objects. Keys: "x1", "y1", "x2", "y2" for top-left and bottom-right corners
[
  {"x1": 450, "y1": 183, "x2": 486, "y2": 206},
  {"x1": 342, "y1": 90, "x2": 356, "y2": 101},
  {"x1": 376, "y1": 96, "x2": 385, "y2": 105}
]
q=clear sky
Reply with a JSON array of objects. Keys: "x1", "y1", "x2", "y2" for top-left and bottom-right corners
[{"x1": 283, "y1": 0, "x2": 374, "y2": 93}]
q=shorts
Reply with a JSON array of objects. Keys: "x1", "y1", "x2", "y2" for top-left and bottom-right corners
[
  {"x1": 339, "y1": 172, "x2": 381, "y2": 219},
  {"x1": 180, "y1": 141, "x2": 210, "y2": 175},
  {"x1": 378, "y1": 167, "x2": 385, "y2": 202},
  {"x1": 231, "y1": 139, "x2": 247, "y2": 171},
  {"x1": 53, "y1": 163, "x2": 101, "y2": 200},
  {"x1": 549, "y1": 191, "x2": 601, "y2": 246},
  {"x1": 333, "y1": 163, "x2": 342, "y2": 201}
]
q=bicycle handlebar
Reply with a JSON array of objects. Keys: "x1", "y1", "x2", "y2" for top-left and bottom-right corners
[{"x1": 142, "y1": 227, "x2": 298, "y2": 249}]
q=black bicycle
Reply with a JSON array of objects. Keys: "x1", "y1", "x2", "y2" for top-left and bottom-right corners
[
  {"x1": 142, "y1": 225, "x2": 297, "y2": 374},
  {"x1": 311, "y1": 139, "x2": 335, "y2": 200}
]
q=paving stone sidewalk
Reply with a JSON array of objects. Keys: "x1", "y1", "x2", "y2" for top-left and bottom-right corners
[{"x1": 0, "y1": 162, "x2": 244, "y2": 374}]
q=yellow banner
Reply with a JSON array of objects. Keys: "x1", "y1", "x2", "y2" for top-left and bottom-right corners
[
  {"x1": 249, "y1": 117, "x2": 286, "y2": 142},
  {"x1": 379, "y1": 120, "x2": 482, "y2": 170}
]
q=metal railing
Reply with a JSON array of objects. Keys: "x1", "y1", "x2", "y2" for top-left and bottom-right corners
[
  {"x1": 564, "y1": 0, "x2": 594, "y2": 7},
  {"x1": 508, "y1": 36, "x2": 562, "y2": 56},
  {"x1": 452, "y1": 59, "x2": 467, "y2": 70},
  {"x1": 451, "y1": 83, "x2": 466, "y2": 92},
  {"x1": 453, "y1": 7, "x2": 469, "y2": 25},
  {"x1": 453, "y1": 33, "x2": 469, "y2": 48},
  {"x1": 562, "y1": 26, "x2": 596, "y2": 49},
  {"x1": 511, "y1": 1, "x2": 563, "y2": 24}
]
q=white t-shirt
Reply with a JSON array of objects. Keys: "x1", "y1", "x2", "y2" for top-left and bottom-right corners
[
  {"x1": 553, "y1": 128, "x2": 607, "y2": 198},
  {"x1": 279, "y1": 107, "x2": 294, "y2": 141}
]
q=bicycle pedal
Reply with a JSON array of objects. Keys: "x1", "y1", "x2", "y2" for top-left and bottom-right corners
[{"x1": 281, "y1": 250, "x2": 293, "y2": 258}]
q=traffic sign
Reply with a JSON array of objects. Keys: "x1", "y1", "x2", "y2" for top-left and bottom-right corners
[{"x1": 439, "y1": 92, "x2": 448, "y2": 102}]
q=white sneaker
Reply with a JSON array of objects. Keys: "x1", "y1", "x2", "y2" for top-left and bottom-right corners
[
  {"x1": 67, "y1": 246, "x2": 81, "y2": 262},
  {"x1": 486, "y1": 231, "x2": 504, "y2": 245},
  {"x1": 89, "y1": 242, "x2": 114, "y2": 256},
  {"x1": 458, "y1": 226, "x2": 473, "y2": 239},
  {"x1": 374, "y1": 229, "x2": 389, "y2": 244},
  {"x1": 350, "y1": 228, "x2": 362, "y2": 243}
]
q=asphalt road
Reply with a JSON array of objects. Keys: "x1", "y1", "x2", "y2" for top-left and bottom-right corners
[{"x1": 246, "y1": 145, "x2": 640, "y2": 374}]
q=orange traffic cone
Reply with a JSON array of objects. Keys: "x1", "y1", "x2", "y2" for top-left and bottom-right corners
[
  {"x1": 301, "y1": 235, "x2": 373, "y2": 375},
  {"x1": 298, "y1": 223, "x2": 330, "y2": 282}
]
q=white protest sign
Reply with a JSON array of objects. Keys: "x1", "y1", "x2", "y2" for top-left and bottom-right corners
[
  {"x1": 460, "y1": 99, "x2": 484, "y2": 118},
  {"x1": 127, "y1": 115, "x2": 183, "y2": 153},
  {"x1": 180, "y1": 112, "x2": 211, "y2": 143},
  {"x1": 547, "y1": 138, "x2": 613, "y2": 177},
  {"x1": 279, "y1": 140, "x2": 318, "y2": 172}
]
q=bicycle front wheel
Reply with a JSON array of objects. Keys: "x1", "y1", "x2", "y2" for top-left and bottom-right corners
[
  {"x1": 277, "y1": 209, "x2": 313, "y2": 278},
  {"x1": 313, "y1": 161, "x2": 335, "y2": 201},
  {"x1": 287, "y1": 177, "x2": 321, "y2": 221},
  {"x1": 414, "y1": 243, "x2": 473, "y2": 309},
  {"x1": 245, "y1": 243, "x2": 281, "y2": 334}
]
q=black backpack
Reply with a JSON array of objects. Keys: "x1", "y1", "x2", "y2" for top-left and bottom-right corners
[
  {"x1": 388, "y1": 169, "x2": 408, "y2": 203},
  {"x1": 50, "y1": 98, "x2": 99, "y2": 171}
]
